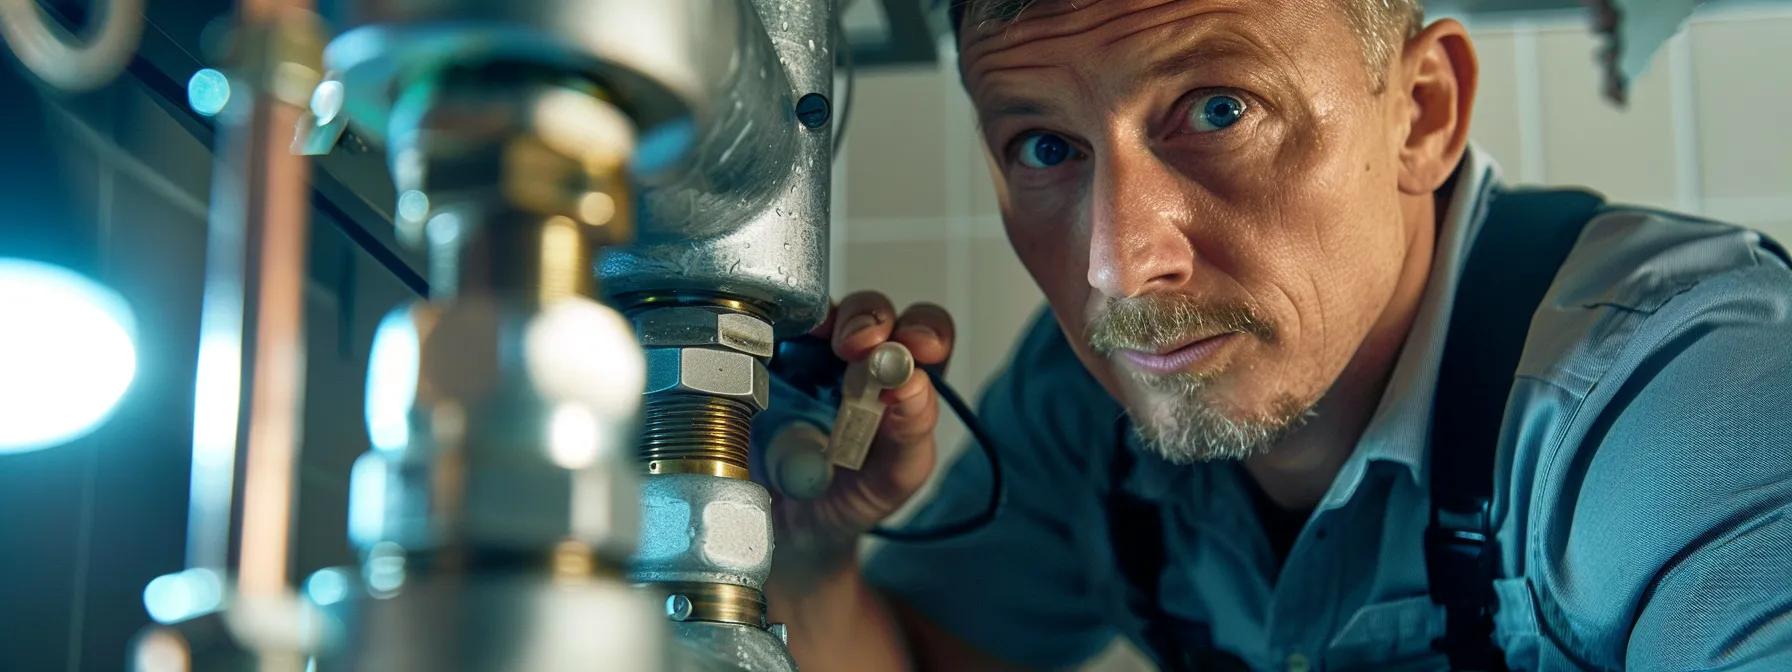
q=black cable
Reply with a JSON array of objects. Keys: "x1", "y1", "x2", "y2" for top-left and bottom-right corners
[{"x1": 867, "y1": 370, "x2": 1005, "y2": 542}]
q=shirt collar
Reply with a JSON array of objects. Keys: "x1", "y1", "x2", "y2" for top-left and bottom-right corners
[{"x1": 1316, "y1": 144, "x2": 1504, "y2": 510}]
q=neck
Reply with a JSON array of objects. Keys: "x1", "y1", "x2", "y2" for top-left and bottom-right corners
[{"x1": 1242, "y1": 190, "x2": 1444, "y2": 512}]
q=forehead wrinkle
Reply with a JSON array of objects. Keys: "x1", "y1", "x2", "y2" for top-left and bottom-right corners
[
  {"x1": 964, "y1": 1, "x2": 1265, "y2": 93},
  {"x1": 972, "y1": 61, "x2": 1085, "y2": 127},
  {"x1": 962, "y1": 0, "x2": 1178, "y2": 65},
  {"x1": 1091, "y1": 3, "x2": 1247, "y2": 51},
  {"x1": 1133, "y1": 35, "x2": 1261, "y2": 88},
  {"x1": 976, "y1": 95, "x2": 1058, "y2": 129}
]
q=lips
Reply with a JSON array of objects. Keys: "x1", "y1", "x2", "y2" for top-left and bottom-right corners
[{"x1": 1117, "y1": 332, "x2": 1238, "y2": 375}]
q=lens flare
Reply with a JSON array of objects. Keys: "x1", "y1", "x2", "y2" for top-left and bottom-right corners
[{"x1": 0, "y1": 259, "x2": 138, "y2": 453}]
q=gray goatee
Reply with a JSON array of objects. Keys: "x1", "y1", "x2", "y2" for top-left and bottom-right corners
[{"x1": 1086, "y1": 294, "x2": 1313, "y2": 463}]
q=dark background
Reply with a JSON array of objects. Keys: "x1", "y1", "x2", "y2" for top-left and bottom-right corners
[{"x1": 0, "y1": 2, "x2": 418, "y2": 668}]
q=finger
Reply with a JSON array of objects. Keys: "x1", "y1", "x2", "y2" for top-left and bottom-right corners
[
  {"x1": 878, "y1": 368, "x2": 938, "y2": 445},
  {"x1": 831, "y1": 290, "x2": 897, "y2": 360},
  {"x1": 891, "y1": 302, "x2": 956, "y2": 367},
  {"x1": 863, "y1": 369, "x2": 939, "y2": 496}
]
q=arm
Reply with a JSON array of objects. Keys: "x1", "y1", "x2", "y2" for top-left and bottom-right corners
[
  {"x1": 1534, "y1": 271, "x2": 1792, "y2": 671},
  {"x1": 765, "y1": 303, "x2": 1114, "y2": 671},
  {"x1": 1615, "y1": 312, "x2": 1792, "y2": 671}
]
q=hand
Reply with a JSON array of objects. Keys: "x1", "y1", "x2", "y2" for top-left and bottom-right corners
[{"x1": 766, "y1": 291, "x2": 955, "y2": 583}]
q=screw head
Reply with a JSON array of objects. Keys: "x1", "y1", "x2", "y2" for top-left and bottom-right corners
[
  {"x1": 795, "y1": 93, "x2": 831, "y2": 129},
  {"x1": 665, "y1": 593, "x2": 694, "y2": 621}
]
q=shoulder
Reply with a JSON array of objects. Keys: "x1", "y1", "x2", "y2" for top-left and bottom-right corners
[
  {"x1": 984, "y1": 307, "x2": 1120, "y2": 433},
  {"x1": 1513, "y1": 202, "x2": 1792, "y2": 665}
]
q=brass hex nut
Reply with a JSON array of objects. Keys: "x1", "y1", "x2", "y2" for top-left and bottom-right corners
[
  {"x1": 634, "y1": 308, "x2": 774, "y2": 359},
  {"x1": 643, "y1": 347, "x2": 771, "y2": 412}
]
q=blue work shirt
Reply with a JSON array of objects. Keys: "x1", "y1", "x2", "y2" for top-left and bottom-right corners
[{"x1": 864, "y1": 146, "x2": 1792, "y2": 671}]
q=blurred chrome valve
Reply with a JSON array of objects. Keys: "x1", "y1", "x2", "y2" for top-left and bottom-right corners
[
  {"x1": 306, "y1": 2, "x2": 738, "y2": 669},
  {"x1": 306, "y1": 0, "x2": 835, "y2": 669}
]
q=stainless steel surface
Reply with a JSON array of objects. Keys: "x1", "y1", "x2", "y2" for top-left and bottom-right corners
[
  {"x1": 317, "y1": 572, "x2": 666, "y2": 672},
  {"x1": 325, "y1": 0, "x2": 735, "y2": 171},
  {"x1": 325, "y1": 0, "x2": 834, "y2": 333},
  {"x1": 352, "y1": 295, "x2": 644, "y2": 559},
  {"x1": 601, "y1": 0, "x2": 834, "y2": 337},
  {"x1": 644, "y1": 348, "x2": 773, "y2": 413},
  {"x1": 666, "y1": 621, "x2": 798, "y2": 672},
  {"x1": 634, "y1": 475, "x2": 776, "y2": 588},
  {"x1": 635, "y1": 306, "x2": 777, "y2": 359}
]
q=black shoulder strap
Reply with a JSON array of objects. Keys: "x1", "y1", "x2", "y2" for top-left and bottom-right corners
[
  {"x1": 1105, "y1": 417, "x2": 1251, "y2": 672},
  {"x1": 1427, "y1": 185, "x2": 1605, "y2": 670},
  {"x1": 1105, "y1": 417, "x2": 1193, "y2": 672}
]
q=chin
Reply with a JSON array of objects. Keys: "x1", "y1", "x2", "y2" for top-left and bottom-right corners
[{"x1": 1122, "y1": 378, "x2": 1317, "y2": 464}]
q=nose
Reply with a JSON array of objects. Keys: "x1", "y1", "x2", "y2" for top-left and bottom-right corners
[{"x1": 1085, "y1": 147, "x2": 1196, "y2": 299}]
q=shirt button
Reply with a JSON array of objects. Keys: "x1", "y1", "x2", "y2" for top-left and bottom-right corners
[{"x1": 1285, "y1": 652, "x2": 1311, "y2": 672}]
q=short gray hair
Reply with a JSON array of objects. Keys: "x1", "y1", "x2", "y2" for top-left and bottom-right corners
[{"x1": 949, "y1": 0, "x2": 1425, "y2": 89}]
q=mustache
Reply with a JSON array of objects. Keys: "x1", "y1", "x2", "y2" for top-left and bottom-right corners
[{"x1": 1086, "y1": 294, "x2": 1272, "y2": 354}]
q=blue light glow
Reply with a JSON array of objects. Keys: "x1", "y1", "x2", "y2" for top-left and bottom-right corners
[
  {"x1": 0, "y1": 259, "x2": 138, "y2": 453},
  {"x1": 188, "y1": 69, "x2": 231, "y2": 117},
  {"x1": 364, "y1": 307, "x2": 419, "y2": 452},
  {"x1": 141, "y1": 568, "x2": 224, "y2": 624},
  {"x1": 304, "y1": 567, "x2": 351, "y2": 606},
  {"x1": 364, "y1": 542, "x2": 406, "y2": 598}
]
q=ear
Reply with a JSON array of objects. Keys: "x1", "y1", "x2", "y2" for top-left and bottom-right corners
[{"x1": 1393, "y1": 19, "x2": 1478, "y2": 195}]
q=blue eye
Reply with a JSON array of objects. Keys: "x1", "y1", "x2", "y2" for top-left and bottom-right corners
[
  {"x1": 1017, "y1": 133, "x2": 1074, "y2": 169},
  {"x1": 1189, "y1": 93, "x2": 1247, "y2": 132}
]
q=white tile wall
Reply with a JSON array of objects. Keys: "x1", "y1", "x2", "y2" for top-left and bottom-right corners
[
  {"x1": 831, "y1": 8, "x2": 1791, "y2": 671},
  {"x1": 1689, "y1": 15, "x2": 1792, "y2": 235},
  {"x1": 1537, "y1": 24, "x2": 1683, "y2": 208}
]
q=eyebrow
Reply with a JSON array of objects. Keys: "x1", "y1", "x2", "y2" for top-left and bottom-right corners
[
  {"x1": 976, "y1": 95, "x2": 1060, "y2": 130},
  {"x1": 1137, "y1": 37, "x2": 1263, "y2": 88}
]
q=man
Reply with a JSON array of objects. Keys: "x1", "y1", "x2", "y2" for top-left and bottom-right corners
[{"x1": 763, "y1": 0, "x2": 1792, "y2": 669}]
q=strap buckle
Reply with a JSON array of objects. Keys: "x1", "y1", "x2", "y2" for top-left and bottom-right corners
[{"x1": 1426, "y1": 500, "x2": 1504, "y2": 670}]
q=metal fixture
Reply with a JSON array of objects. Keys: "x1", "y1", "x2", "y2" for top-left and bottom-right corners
[
  {"x1": 128, "y1": 3, "x2": 327, "y2": 670},
  {"x1": 599, "y1": 0, "x2": 836, "y2": 339},
  {"x1": 628, "y1": 304, "x2": 793, "y2": 671},
  {"x1": 311, "y1": 0, "x2": 830, "y2": 669},
  {"x1": 311, "y1": 17, "x2": 674, "y2": 670},
  {"x1": 25, "y1": 0, "x2": 839, "y2": 666}
]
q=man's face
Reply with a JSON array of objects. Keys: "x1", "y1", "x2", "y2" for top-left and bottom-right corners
[{"x1": 961, "y1": 0, "x2": 1417, "y2": 461}]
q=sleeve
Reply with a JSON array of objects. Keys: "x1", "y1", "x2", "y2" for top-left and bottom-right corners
[
  {"x1": 863, "y1": 310, "x2": 1124, "y2": 669},
  {"x1": 1535, "y1": 267, "x2": 1792, "y2": 671}
]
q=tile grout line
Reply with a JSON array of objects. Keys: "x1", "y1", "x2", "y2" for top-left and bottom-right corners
[
  {"x1": 1666, "y1": 29, "x2": 1705, "y2": 214},
  {"x1": 1513, "y1": 21, "x2": 1547, "y2": 185}
]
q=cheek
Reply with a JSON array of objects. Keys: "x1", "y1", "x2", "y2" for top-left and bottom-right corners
[
  {"x1": 1273, "y1": 161, "x2": 1406, "y2": 372},
  {"x1": 1212, "y1": 128, "x2": 1403, "y2": 363},
  {"x1": 1011, "y1": 232, "x2": 1088, "y2": 329},
  {"x1": 1004, "y1": 199, "x2": 1090, "y2": 306}
]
